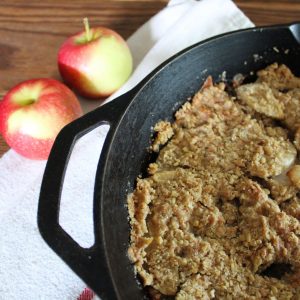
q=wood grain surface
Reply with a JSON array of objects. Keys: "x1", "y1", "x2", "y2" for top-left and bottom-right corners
[{"x1": 0, "y1": 0, "x2": 299, "y2": 157}]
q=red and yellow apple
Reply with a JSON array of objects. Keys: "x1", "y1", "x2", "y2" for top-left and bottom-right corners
[
  {"x1": 0, "y1": 78, "x2": 82, "y2": 160},
  {"x1": 58, "y1": 19, "x2": 133, "y2": 99}
]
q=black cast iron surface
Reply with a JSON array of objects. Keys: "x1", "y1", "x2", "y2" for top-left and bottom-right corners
[{"x1": 38, "y1": 23, "x2": 300, "y2": 299}]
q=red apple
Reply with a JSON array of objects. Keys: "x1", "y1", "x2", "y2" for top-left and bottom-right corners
[
  {"x1": 0, "y1": 78, "x2": 82, "y2": 160},
  {"x1": 58, "y1": 18, "x2": 133, "y2": 99}
]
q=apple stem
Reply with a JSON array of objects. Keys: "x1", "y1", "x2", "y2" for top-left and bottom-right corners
[{"x1": 83, "y1": 17, "x2": 92, "y2": 42}]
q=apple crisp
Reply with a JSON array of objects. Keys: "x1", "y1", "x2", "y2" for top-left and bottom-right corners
[{"x1": 128, "y1": 63, "x2": 300, "y2": 299}]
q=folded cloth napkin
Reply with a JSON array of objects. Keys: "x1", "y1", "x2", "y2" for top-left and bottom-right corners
[{"x1": 0, "y1": 0, "x2": 253, "y2": 299}]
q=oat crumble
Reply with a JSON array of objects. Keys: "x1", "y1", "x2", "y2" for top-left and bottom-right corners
[{"x1": 128, "y1": 63, "x2": 300, "y2": 299}]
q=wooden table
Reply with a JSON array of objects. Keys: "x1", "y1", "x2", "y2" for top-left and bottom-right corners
[{"x1": 0, "y1": 0, "x2": 299, "y2": 157}]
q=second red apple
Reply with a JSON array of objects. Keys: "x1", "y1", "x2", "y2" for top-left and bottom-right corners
[{"x1": 0, "y1": 79, "x2": 82, "y2": 160}]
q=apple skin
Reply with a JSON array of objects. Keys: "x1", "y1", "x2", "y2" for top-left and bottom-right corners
[
  {"x1": 58, "y1": 27, "x2": 133, "y2": 99},
  {"x1": 0, "y1": 78, "x2": 82, "y2": 160}
]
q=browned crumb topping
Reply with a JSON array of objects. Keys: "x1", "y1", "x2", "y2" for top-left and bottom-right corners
[
  {"x1": 151, "y1": 121, "x2": 174, "y2": 152},
  {"x1": 257, "y1": 63, "x2": 300, "y2": 90},
  {"x1": 294, "y1": 127, "x2": 300, "y2": 151},
  {"x1": 128, "y1": 64, "x2": 300, "y2": 299}
]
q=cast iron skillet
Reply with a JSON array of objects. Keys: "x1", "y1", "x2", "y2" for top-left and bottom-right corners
[{"x1": 38, "y1": 23, "x2": 300, "y2": 299}]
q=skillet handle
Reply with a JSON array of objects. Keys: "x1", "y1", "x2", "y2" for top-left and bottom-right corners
[{"x1": 38, "y1": 89, "x2": 135, "y2": 300}]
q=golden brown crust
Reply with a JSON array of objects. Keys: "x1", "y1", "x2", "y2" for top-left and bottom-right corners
[
  {"x1": 151, "y1": 121, "x2": 174, "y2": 152},
  {"x1": 282, "y1": 89, "x2": 300, "y2": 131},
  {"x1": 128, "y1": 64, "x2": 300, "y2": 299},
  {"x1": 287, "y1": 165, "x2": 300, "y2": 189},
  {"x1": 257, "y1": 63, "x2": 300, "y2": 90},
  {"x1": 293, "y1": 127, "x2": 300, "y2": 151}
]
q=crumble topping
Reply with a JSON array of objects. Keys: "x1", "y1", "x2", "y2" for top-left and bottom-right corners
[{"x1": 128, "y1": 63, "x2": 300, "y2": 299}]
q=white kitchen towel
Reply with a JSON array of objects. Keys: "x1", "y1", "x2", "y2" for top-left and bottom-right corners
[{"x1": 0, "y1": 0, "x2": 253, "y2": 299}]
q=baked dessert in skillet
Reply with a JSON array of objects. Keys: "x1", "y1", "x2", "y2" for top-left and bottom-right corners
[{"x1": 128, "y1": 63, "x2": 300, "y2": 299}]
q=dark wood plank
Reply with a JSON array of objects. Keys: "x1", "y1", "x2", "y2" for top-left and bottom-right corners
[
  {"x1": 0, "y1": 1, "x2": 167, "y2": 93},
  {"x1": 236, "y1": 0, "x2": 300, "y2": 25}
]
